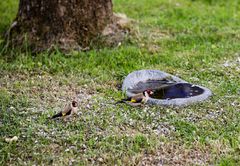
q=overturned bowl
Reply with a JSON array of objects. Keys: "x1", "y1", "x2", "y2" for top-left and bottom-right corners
[{"x1": 122, "y1": 70, "x2": 212, "y2": 107}]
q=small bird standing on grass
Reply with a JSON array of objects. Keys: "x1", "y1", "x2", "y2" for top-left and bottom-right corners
[
  {"x1": 50, "y1": 100, "x2": 78, "y2": 119},
  {"x1": 115, "y1": 89, "x2": 153, "y2": 106}
]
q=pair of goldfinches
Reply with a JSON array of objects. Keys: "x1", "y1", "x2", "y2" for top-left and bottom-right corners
[
  {"x1": 50, "y1": 90, "x2": 152, "y2": 119},
  {"x1": 50, "y1": 77, "x2": 176, "y2": 118}
]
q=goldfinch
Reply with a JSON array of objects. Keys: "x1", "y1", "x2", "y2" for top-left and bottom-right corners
[
  {"x1": 51, "y1": 100, "x2": 78, "y2": 119},
  {"x1": 115, "y1": 89, "x2": 153, "y2": 106}
]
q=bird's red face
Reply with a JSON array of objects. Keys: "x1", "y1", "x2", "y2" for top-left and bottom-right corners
[
  {"x1": 145, "y1": 89, "x2": 154, "y2": 95},
  {"x1": 72, "y1": 100, "x2": 78, "y2": 107}
]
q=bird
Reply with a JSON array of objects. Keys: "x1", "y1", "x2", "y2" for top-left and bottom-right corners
[
  {"x1": 50, "y1": 100, "x2": 78, "y2": 119},
  {"x1": 115, "y1": 89, "x2": 154, "y2": 106}
]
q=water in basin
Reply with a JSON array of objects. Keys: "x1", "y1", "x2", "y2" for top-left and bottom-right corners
[{"x1": 151, "y1": 83, "x2": 204, "y2": 99}]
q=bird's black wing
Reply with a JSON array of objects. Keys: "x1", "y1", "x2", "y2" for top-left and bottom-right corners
[
  {"x1": 51, "y1": 112, "x2": 63, "y2": 119},
  {"x1": 51, "y1": 109, "x2": 72, "y2": 119},
  {"x1": 131, "y1": 96, "x2": 143, "y2": 103},
  {"x1": 115, "y1": 97, "x2": 132, "y2": 104},
  {"x1": 65, "y1": 109, "x2": 72, "y2": 116}
]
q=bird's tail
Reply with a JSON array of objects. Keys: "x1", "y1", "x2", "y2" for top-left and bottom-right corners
[{"x1": 50, "y1": 112, "x2": 63, "y2": 119}]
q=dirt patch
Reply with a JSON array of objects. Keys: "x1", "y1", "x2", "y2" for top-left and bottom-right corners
[
  {"x1": 0, "y1": 72, "x2": 95, "y2": 113},
  {"x1": 139, "y1": 142, "x2": 213, "y2": 165}
]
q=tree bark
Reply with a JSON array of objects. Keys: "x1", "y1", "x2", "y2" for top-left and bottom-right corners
[{"x1": 9, "y1": 0, "x2": 113, "y2": 52}]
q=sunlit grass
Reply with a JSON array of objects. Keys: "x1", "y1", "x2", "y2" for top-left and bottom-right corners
[{"x1": 0, "y1": 0, "x2": 240, "y2": 165}]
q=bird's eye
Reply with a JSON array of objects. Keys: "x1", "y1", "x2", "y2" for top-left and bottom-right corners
[{"x1": 72, "y1": 101, "x2": 77, "y2": 106}]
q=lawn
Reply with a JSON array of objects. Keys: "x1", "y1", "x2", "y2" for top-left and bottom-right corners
[{"x1": 0, "y1": 0, "x2": 240, "y2": 165}]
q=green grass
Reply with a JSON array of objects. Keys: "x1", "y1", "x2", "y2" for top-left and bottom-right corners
[{"x1": 0, "y1": 0, "x2": 240, "y2": 165}]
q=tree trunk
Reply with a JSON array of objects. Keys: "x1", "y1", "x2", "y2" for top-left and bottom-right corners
[{"x1": 9, "y1": 0, "x2": 113, "y2": 52}]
